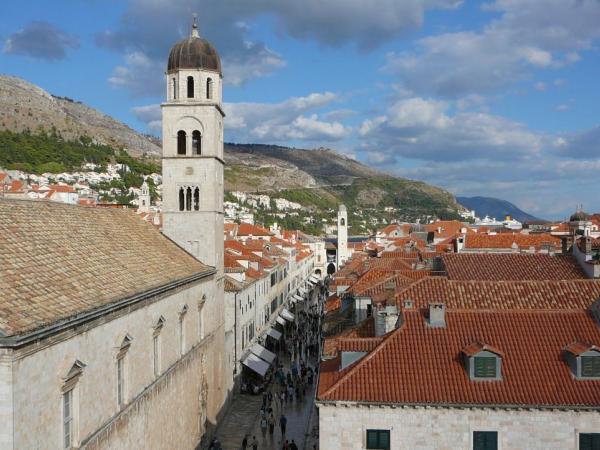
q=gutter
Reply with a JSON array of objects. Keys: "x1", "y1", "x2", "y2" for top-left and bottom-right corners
[
  {"x1": 314, "y1": 399, "x2": 600, "y2": 412},
  {"x1": 0, "y1": 269, "x2": 216, "y2": 349}
]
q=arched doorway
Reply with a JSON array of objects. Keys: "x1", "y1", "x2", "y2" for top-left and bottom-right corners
[{"x1": 327, "y1": 263, "x2": 336, "y2": 275}]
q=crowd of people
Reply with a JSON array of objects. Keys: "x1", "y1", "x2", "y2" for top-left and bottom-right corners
[{"x1": 241, "y1": 305, "x2": 322, "y2": 450}]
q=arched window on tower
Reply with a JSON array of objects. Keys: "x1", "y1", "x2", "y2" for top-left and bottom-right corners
[
  {"x1": 187, "y1": 76, "x2": 194, "y2": 98},
  {"x1": 172, "y1": 78, "x2": 177, "y2": 100},
  {"x1": 194, "y1": 187, "x2": 200, "y2": 211},
  {"x1": 206, "y1": 78, "x2": 213, "y2": 99},
  {"x1": 341, "y1": 218, "x2": 345, "y2": 226},
  {"x1": 192, "y1": 130, "x2": 202, "y2": 155},
  {"x1": 177, "y1": 130, "x2": 186, "y2": 155},
  {"x1": 179, "y1": 188, "x2": 185, "y2": 211},
  {"x1": 186, "y1": 187, "x2": 192, "y2": 211}
]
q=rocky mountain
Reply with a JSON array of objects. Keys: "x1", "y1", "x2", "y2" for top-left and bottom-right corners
[
  {"x1": 0, "y1": 75, "x2": 161, "y2": 157},
  {"x1": 457, "y1": 196, "x2": 542, "y2": 222},
  {"x1": 0, "y1": 75, "x2": 462, "y2": 221}
]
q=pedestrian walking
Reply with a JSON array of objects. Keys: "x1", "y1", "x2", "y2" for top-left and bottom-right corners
[
  {"x1": 251, "y1": 435, "x2": 258, "y2": 450},
  {"x1": 282, "y1": 439, "x2": 290, "y2": 450},
  {"x1": 260, "y1": 416, "x2": 268, "y2": 438},
  {"x1": 290, "y1": 439, "x2": 299, "y2": 450},
  {"x1": 268, "y1": 414, "x2": 275, "y2": 435},
  {"x1": 241, "y1": 434, "x2": 248, "y2": 450},
  {"x1": 279, "y1": 414, "x2": 287, "y2": 435}
]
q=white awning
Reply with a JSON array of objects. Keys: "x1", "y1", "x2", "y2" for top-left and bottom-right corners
[
  {"x1": 276, "y1": 316, "x2": 286, "y2": 326},
  {"x1": 242, "y1": 353, "x2": 270, "y2": 377},
  {"x1": 309, "y1": 275, "x2": 319, "y2": 283},
  {"x1": 266, "y1": 328, "x2": 282, "y2": 340},
  {"x1": 250, "y1": 343, "x2": 276, "y2": 364},
  {"x1": 298, "y1": 287, "x2": 307, "y2": 295},
  {"x1": 307, "y1": 279, "x2": 316, "y2": 286},
  {"x1": 281, "y1": 308, "x2": 295, "y2": 321},
  {"x1": 292, "y1": 294, "x2": 303, "y2": 302}
]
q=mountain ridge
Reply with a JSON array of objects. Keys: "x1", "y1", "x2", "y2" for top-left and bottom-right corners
[
  {"x1": 457, "y1": 196, "x2": 543, "y2": 222},
  {"x1": 0, "y1": 74, "x2": 462, "y2": 222}
]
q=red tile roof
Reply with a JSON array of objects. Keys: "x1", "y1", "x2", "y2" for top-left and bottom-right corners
[
  {"x1": 237, "y1": 223, "x2": 272, "y2": 237},
  {"x1": 564, "y1": 342, "x2": 600, "y2": 356},
  {"x1": 318, "y1": 310, "x2": 600, "y2": 408},
  {"x1": 442, "y1": 253, "x2": 587, "y2": 281},
  {"x1": 463, "y1": 232, "x2": 561, "y2": 251},
  {"x1": 395, "y1": 277, "x2": 600, "y2": 311}
]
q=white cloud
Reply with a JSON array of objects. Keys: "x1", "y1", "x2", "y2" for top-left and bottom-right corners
[{"x1": 384, "y1": 0, "x2": 600, "y2": 97}]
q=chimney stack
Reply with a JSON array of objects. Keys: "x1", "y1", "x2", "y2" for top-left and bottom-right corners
[
  {"x1": 384, "y1": 281, "x2": 396, "y2": 307},
  {"x1": 429, "y1": 303, "x2": 446, "y2": 328},
  {"x1": 585, "y1": 236, "x2": 593, "y2": 255}
]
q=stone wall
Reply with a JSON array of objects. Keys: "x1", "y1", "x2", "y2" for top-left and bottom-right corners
[
  {"x1": 7, "y1": 277, "x2": 226, "y2": 450},
  {"x1": 318, "y1": 403, "x2": 600, "y2": 450},
  {"x1": 0, "y1": 349, "x2": 13, "y2": 449}
]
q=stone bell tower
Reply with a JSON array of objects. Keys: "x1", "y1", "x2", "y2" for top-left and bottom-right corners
[
  {"x1": 337, "y1": 204, "x2": 348, "y2": 268},
  {"x1": 161, "y1": 16, "x2": 224, "y2": 276}
]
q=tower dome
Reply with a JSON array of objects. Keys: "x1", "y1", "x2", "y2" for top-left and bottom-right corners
[{"x1": 167, "y1": 17, "x2": 221, "y2": 75}]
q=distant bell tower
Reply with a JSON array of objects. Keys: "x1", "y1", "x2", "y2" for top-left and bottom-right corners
[
  {"x1": 138, "y1": 179, "x2": 151, "y2": 213},
  {"x1": 337, "y1": 204, "x2": 348, "y2": 268},
  {"x1": 161, "y1": 15, "x2": 224, "y2": 276}
]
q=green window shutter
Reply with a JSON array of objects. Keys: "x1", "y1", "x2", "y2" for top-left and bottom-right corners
[
  {"x1": 367, "y1": 430, "x2": 378, "y2": 448},
  {"x1": 581, "y1": 356, "x2": 600, "y2": 377},
  {"x1": 579, "y1": 433, "x2": 600, "y2": 450},
  {"x1": 366, "y1": 430, "x2": 390, "y2": 450},
  {"x1": 473, "y1": 431, "x2": 498, "y2": 450},
  {"x1": 474, "y1": 356, "x2": 497, "y2": 378}
]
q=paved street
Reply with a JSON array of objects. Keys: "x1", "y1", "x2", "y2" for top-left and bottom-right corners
[{"x1": 213, "y1": 353, "x2": 318, "y2": 450}]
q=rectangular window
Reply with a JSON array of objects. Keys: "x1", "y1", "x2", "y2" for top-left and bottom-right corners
[
  {"x1": 580, "y1": 433, "x2": 600, "y2": 450},
  {"x1": 366, "y1": 429, "x2": 390, "y2": 449},
  {"x1": 271, "y1": 273, "x2": 276, "y2": 286},
  {"x1": 473, "y1": 431, "x2": 498, "y2": 450},
  {"x1": 474, "y1": 356, "x2": 497, "y2": 378},
  {"x1": 117, "y1": 357, "x2": 124, "y2": 407},
  {"x1": 153, "y1": 335, "x2": 160, "y2": 378},
  {"x1": 581, "y1": 356, "x2": 600, "y2": 377},
  {"x1": 63, "y1": 389, "x2": 73, "y2": 449}
]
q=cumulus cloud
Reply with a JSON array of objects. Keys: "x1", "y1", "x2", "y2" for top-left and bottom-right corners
[
  {"x1": 384, "y1": 0, "x2": 600, "y2": 97},
  {"x1": 133, "y1": 91, "x2": 350, "y2": 143},
  {"x1": 359, "y1": 97, "x2": 544, "y2": 162},
  {"x1": 96, "y1": 0, "x2": 463, "y2": 97},
  {"x1": 3, "y1": 21, "x2": 79, "y2": 61}
]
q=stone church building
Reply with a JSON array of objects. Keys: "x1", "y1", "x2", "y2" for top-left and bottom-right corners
[{"x1": 0, "y1": 20, "x2": 228, "y2": 449}]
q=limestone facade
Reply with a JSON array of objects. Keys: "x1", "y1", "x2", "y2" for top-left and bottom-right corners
[
  {"x1": 0, "y1": 277, "x2": 228, "y2": 450},
  {"x1": 318, "y1": 403, "x2": 600, "y2": 450}
]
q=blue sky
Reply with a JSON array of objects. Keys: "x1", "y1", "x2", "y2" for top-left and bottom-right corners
[{"x1": 2, "y1": 0, "x2": 600, "y2": 219}]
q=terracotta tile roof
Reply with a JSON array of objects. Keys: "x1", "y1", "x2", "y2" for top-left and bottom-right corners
[
  {"x1": 237, "y1": 223, "x2": 272, "y2": 237},
  {"x1": 0, "y1": 199, "x2": 213, "y2": 337},
  {"x1": 49, "y1": 184, "x2": 76, "y2": 193},
  {"x1": 381, "y1": 250, "x2": 421, "y2": 259},
  {"x1": 245, "y1": 267, "x2": 265, "y2": 279},
  {"x1": 366, "y1": 258, "x2": 413, "y2": 271},
  {"x1": 224, "y1": 252, "x2": 246, "y2": 272},
  {"x1": 323, "y1": 317, "x2": 378, "y2": 357},
  {"x1": 395, "y1": 277, "x2": 600, "y2": 311},
  {"x1": 463, "y1": 232, "x2": 561, "y2": 251},
  {"x1": 462, "y1": 341, "x2": 504, "y2": 357},
  {"x1": 424, "y1": 220, "x2": 468, "y2": 240},
  {"x1": 347, "y1": 269, "x2": 396, "y2": 295},
  {"x1": 318, "y1": 310, "x2": 600, "y2": 407},
  {"x1": 442, "y1": 253, "x2": 587, "y2": 281},
  {"x1": 564, "y1": 342, "x2": 600, "y2": 356},
  {"x1": 324, "y1": 294, "x2": 341, "y2": 313}
]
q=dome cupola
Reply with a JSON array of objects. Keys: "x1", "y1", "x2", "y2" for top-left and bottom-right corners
[{"x1": 167, "y1": 16, "x2": 221, "y2": 75}]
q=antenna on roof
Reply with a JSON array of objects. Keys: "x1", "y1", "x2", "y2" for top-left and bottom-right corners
[{"x1": 191, "y1": 13, "x2": 199, "y2": 38}]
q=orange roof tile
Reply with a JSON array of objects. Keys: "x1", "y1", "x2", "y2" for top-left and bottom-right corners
[
  {"x1": 442, "y1": 253, "x2": 587, "y2": 281},
  {"x1": 464, "y1": 232, "x2": 561, "y2": 251},
  {"x1": 318, "y1": 310, "x2": 600, "y2": 407}
]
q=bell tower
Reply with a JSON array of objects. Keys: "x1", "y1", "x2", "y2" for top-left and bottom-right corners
[
  {"x1": 161, "y1": 16, "x2": 224, "y2": 276},
  {"x1": 337, "y1": 204, "x2": 348, "y2": 268}
]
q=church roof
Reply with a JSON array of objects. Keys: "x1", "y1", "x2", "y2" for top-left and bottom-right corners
[{"x1": 0, "y1": 199, "x2": 214, "y2": 339}]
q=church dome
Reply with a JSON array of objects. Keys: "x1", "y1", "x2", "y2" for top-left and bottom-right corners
[
  {"x1": 570, "y1": 210, "x2": 589, "y2": 222},
  {"x1": 167, "y1": 19, "x2": 221, "y2": 75}
]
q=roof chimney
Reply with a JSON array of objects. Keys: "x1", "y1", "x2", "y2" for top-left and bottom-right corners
[
  {"x1": 428, "y1": 303, "x2": 446, "y2": 328},
  {"x1": 384, "y1": 281, "x2": 396, "y2": 306}
]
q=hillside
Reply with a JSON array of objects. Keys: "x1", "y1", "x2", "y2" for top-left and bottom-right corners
[
  {"x1": 0, "y1": 75, "x2": 160, "y2": 157},
  {"x1": 0, "y1": 75, "x2": 463, "y2": 225},
  {"x1": 457, "y1": 196, "x2": 542, "y2": 222}
]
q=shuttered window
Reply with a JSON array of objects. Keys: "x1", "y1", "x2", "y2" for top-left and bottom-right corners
[
  {"x1": 474, "y1": 356, "x2": 497, "y2": 378},
  {"x1": 581, "y1": 356, "x2": 600, "y2": 377},
  {"x1": 579, "y1": 433, "x2": 600, "y2": 450},
  {"x1": 473, "y1": 431, "x2": 498, "y2": 450},
  {"x1": 366, "y1": 429, "x2": 390, "y2": 449}
]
